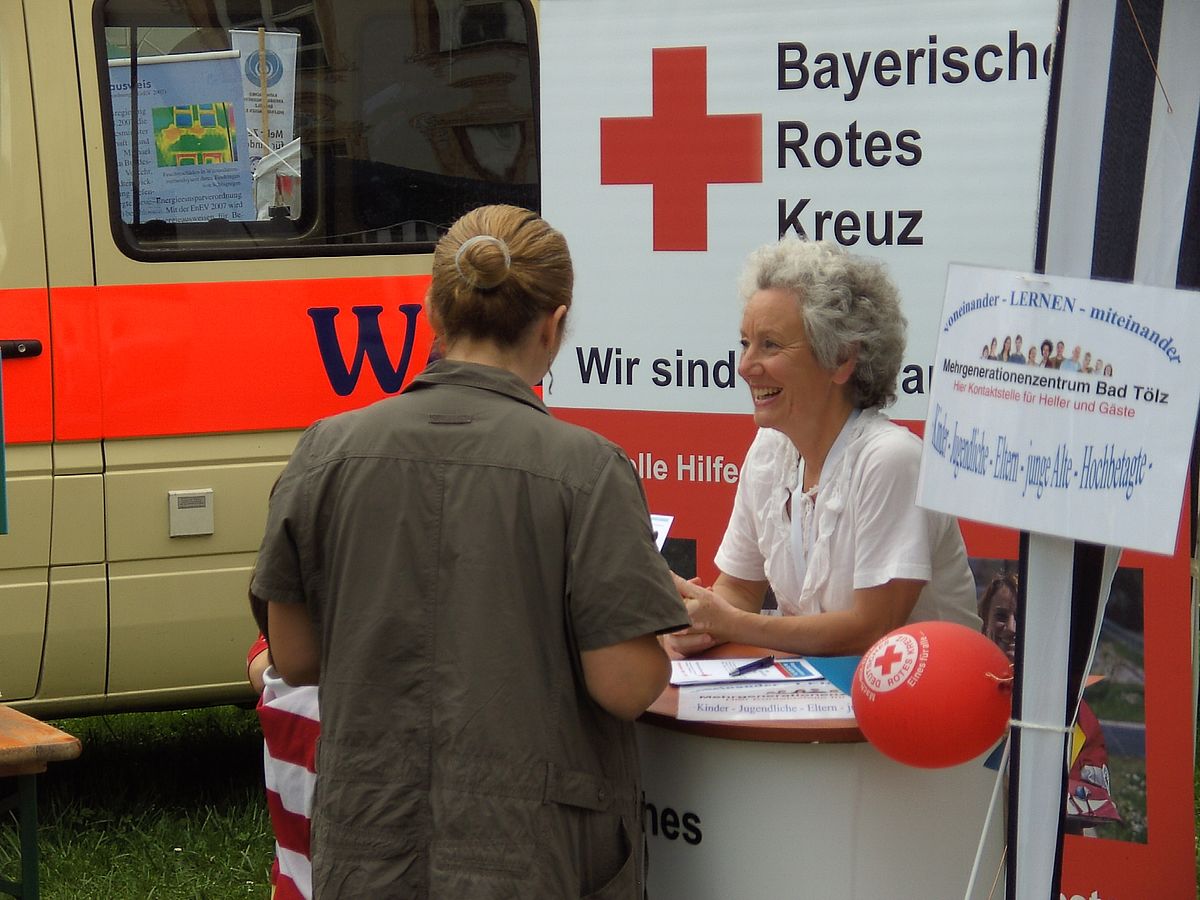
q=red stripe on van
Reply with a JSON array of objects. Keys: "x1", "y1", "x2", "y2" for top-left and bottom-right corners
[
  {"x1": 51, "y1": 275, "x2": 434, "y2": 441},
  {"x1": 0, "y1": 287, "x2": 53, "y2": 444}
]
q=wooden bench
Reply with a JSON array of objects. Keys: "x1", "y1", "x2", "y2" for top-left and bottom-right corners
[{"x1": 0, "y1": 706, "x2": 81, "y2": 900}]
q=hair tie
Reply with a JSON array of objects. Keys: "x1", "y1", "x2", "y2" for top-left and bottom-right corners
[{"x1": 454, "y1": 234, "x2": 511, "y2": 283}]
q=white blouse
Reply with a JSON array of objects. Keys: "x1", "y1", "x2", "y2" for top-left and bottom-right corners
[{"x1": 715, "y1": 410, "x2": 979, "y2": 629}]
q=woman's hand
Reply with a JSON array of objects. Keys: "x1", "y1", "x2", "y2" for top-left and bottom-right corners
[
  {"x1": 663, "y1": 571, "x2": 770, "y2": 656},
  {"x1": 671, "y1": 572, "x2": 745, "y2": 643},
  {"x1": 661, "y1": 574, "x2": 720, "y2": 656},
  {"x1": 679, "y1": 581, "x2": 740, "y2": 638},
  {"x1": 662, "y1": 630, "x2": 719, "y2": 658}
]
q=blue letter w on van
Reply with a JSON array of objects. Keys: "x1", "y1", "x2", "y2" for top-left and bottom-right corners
[{"x1": 308, "y1": 304, "x2": 422, "y2": 396}]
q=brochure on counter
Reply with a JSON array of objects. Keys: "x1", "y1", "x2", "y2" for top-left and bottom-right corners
[{"x1": 669, "y1": 656, "x2": 822, "y2": 686}]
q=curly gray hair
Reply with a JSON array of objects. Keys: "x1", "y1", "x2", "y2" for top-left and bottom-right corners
[{"x1": 737, "y1": 239, "x2": 907, "y2": 409}]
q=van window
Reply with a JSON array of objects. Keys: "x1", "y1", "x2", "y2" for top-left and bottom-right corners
[{"x1": 98, "y1": 0, "x2": 539, "y2": 260}]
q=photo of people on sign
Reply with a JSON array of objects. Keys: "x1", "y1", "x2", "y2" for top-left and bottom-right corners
[
  {"x1": 916, "y1": 265, "x2": 1200, "y2": 554},
  {"x1": 982, "y1": 333, "x2": 1116, "y2": 376}
]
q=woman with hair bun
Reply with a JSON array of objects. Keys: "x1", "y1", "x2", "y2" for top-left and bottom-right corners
[
  {"x1": 670, "y1": 239, "x2": 979, "y2": 657},
  {"x1": 254, "y1": 205, "x2": 687, "y2": 898}
]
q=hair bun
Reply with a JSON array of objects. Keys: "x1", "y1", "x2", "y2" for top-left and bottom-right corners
[{"x1": 454, "y1": 234, "x2": 512, "y2": 290}]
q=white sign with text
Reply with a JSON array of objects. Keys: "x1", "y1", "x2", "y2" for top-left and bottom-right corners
[
  {"x1": 540, "y1": 0, "x2": 1059, "y2": 420},
  {"x1": 917, "y1": 264, "x2": 1200, "y2": 554},
  {"x1": 229, "y1": 30, "x2": 299, "y2": 174}
]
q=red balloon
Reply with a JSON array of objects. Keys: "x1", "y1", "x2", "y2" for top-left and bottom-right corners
[{"x1": 852, "y1": 622, "x2": 1013, "y2": 768}]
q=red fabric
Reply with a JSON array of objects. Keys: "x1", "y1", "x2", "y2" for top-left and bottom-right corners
[
  {"x1": 257, "y1": 670, "x2": 319, "y2": 899},
  {"x1": 272, "y1": 869, "x2": 306, "y2": 900},
  {"x1": 1066, "y1": 700, "x2": 1120, "y2": 825},
  {"x1": 248, "y1": 633, "x2": 270, "y2": 666},
  {"x1": 266, "y1": 788, "x2": 313, "y2": 856},
  {"x1": 259, "y1": 703, "x2": 320, "y2": 771},
  {"x1": 251, "y1": 641, "x2": 319, "y2": 899},
  {"x1": 1070, "y1": 702, "x2": 1109, "y2": 773}
]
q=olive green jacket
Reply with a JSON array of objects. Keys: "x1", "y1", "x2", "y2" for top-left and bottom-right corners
[{"x1": 253, "y1": 360, "x2": 688, "y2": 898}]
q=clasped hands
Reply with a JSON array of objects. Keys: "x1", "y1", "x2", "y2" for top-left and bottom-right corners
[{"x1": 664, "y1": 572, "x2": 740, "y2": 656}]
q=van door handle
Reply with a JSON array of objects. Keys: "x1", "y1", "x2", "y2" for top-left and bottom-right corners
[{"x1": 0, "y1": 339, "x2": 43, "y2": 359}]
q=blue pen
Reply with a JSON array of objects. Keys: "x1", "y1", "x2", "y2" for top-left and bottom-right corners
[{"x1": 730, "y1": 655, "x2": 775, "y2": 677}]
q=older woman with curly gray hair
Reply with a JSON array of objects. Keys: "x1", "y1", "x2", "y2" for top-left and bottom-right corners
[{"x1": 670, "y1": 239, "x2": 979, "y2": 656}]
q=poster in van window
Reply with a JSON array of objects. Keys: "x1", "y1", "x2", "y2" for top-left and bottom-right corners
[
  {"x1": 229, "y1": 30, "x2": 299, "y2": 175},
  {"x1": 108, "y1": 52, "x2": 255, "y2": 224}
]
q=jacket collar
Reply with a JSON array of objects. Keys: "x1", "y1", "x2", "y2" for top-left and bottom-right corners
[{"x1": 405, "y1": 359, "x2": 549, "y2": 415}]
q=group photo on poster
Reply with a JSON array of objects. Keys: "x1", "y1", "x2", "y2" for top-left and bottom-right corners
[{"x1": 981, "y1": 333, "x2": 1117, "y2": 376}]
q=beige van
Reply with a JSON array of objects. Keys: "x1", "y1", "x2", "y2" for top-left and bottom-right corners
[{"x1": 0, "y1": 0, "x2": 539, "y2": 716}]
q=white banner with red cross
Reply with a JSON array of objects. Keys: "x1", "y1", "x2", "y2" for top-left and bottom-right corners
[{"x1": 541, "y1": 0, "x2": 1059, "y2": 422}]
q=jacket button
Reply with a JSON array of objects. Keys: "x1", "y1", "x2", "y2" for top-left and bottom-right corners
[{"x1": 597, "y1": 788, "x2": 606, "y2": 803}]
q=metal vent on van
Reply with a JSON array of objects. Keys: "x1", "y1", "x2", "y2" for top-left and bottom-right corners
[{"x1": 168, "y1": 489, "x2": 215, "y2": 537}]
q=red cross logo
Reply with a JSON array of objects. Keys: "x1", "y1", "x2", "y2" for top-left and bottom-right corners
[
  {"x1": 600, "y1": 46, "x2": 762, "y2": 252},
  {"x1": 874, "y1": 643, "x2": 905, "y2": 676}
]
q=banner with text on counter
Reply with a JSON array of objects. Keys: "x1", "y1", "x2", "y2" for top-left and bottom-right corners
[{"x1": 917, "y1": 264, "x2": 1200, "y2": 555}]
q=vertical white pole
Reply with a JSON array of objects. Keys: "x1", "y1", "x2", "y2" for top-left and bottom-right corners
[{"x1": 1011, "y1": 533, "x2": 1074, "y2": 899}]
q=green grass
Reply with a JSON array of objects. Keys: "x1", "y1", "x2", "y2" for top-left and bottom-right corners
[
  {"x1": 1, "y1": 706, "x2": 1197, "y2": 894},
  {"x1": 1100, "y1": 754, "x2": 1147, "y2": 844},
  {"x1": 0, "y1": 707, "x2": 274, "y2": 899},
  {"x1": 1080, "y1": 680, "x2": 1146, "y2": 724}
]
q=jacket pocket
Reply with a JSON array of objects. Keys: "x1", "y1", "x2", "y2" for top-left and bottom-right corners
[{"x1": 580, "y1": 818, "x2": 638, "y2": 900}]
